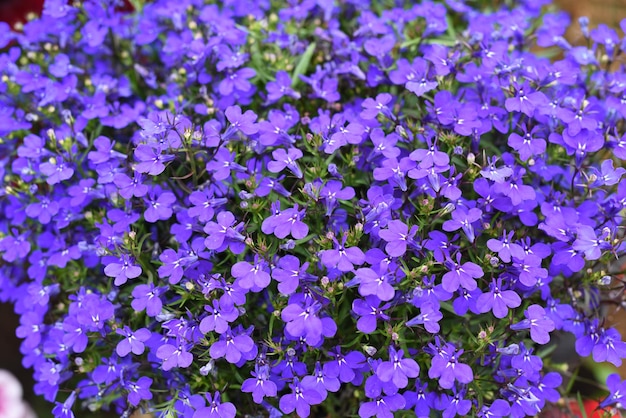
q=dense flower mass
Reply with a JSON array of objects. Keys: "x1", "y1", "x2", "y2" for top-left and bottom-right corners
[{"x1": 1, "y1": 0, "x2": 626, "y2": 417}]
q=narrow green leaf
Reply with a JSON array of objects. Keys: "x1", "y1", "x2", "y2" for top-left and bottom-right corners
[
  {"x1": 292, "y1": 42, "x2": 317, "y2": 87},
  {"x1": 577, "y1": 392, "x2": 589, "y2": 418}
]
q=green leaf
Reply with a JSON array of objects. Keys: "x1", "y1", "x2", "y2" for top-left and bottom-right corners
[
  {"x1": 292, "y1": 42, "x2": 317, "y2": 87},
  {"x1": 577, "y1": 392, "x2": 589, "y2": 418}
]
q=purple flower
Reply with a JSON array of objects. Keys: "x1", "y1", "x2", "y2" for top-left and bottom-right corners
[
  {"x1": 282, "y1": 300, "x2": 327, "y2": 345},
  {"x1": 200, "y1": 300, "x2": 239, "y2": 334},
  {"x1": 600, "y1": 374, "x2": 626, "y2": 408},
  {"x1": 40, "y1": 157, "x2": 74, "y2": 185},
  {"x1": 279, "y1": 377, "x2": 324, "y2": 418},
  {"x1": 204, "y1": 211, "x2": 246, "y2": 254},
  {"x1": 232, "y1": 255, "x2": 271, "y2": 291},
  {"x1": 209, "y1": 327, "x2": 256, "y2": 364},
  {"x1": 573, "y1": 225, "x2": 609, "y2": 260},
  {"x1": 441, "y1": 253, "x2": 484, "y2": 292},
  {"x1": 267, "y1": 148, "x2": 303, "y2": 178},
  {"x1": 242, "y1": 365, "x2": 278, "y2": 404},
  {"x1": 508, "y1": 125, "x2": 546, "y2": 161},
  {"x1": 428, "y1": 343, "x2": 473, "y2": 389},
  {"x1": 156, "y1": 342, "x2": 193, "y2": 370},
  {"x1": 301, "y1": 361, "x2": 340, "y2": 401},
  {"x1": 319, "y1": 180, "x2": 355, "y2": 217},
  {"x1": 131, "y1": 283, "x2": 164, "y2": 317},
  {"x1": 266, "y1": 70, "x2": 301, "y2": 103},
  {"x1": 323, "y1": 348, "x2": 365, "y2": 383},
  {"x1": 360, "y1": 93, "x2": 395, "y2": 120},
  {"x1": 124, "y1": 376, "x2": 153, "y2": 407},
  {"x1": 378, "y1": 220, "x2": 419, "y2": 257},
  {"x1": 144, "y1": 190, "x2": 176, "y2": 223},
  {"x1": 272, "y1": 255, "x2": 310, "y2": 295},
  {"x1": 193, "y1": 392, "x2": 236, "y2": 418},
  {"x1": 263, "y1": 204, "x2": 309, "y2": 240},
  {"x1": 104, "y1": 254, "x2": 142, "y2": 286},
  {"x1": 487, "y1": 230, "x2": 525, "y2": 263},
  {"x1": 376, "y1": 346, "x2": 420, "y2": 389},
  {"x1": 352, "y1": 296, "x2": 391, "y2": 334},
  {"x1": 319, "y1": 237, "x2": 365, "y2": 272},
  {"x1": 222, "y1": 105, "x2": 259, "y2": 139},
  {"x1": 352, "y1": 267, "x2": 396, "y2": 301},
  {"x1": 592, "y1": 327, "x2": 626, "y2": 367},
  {"x1": 134, "y1": 145, "x2": 174, "y2": 175},
  {"x1": 442, "y1": 207, "x2": 482, "y2": 243},
  {"x1": 510, "y1": 304, "x2": 555, "y2": 344},
  {"x1": 25, "y1": 196, "x2": 59, "y2": 225},
  {"x1": 358, "y1": 393, "x2": 406, "y2": 418},
  {"x1": 406, "y1": 302, "x2": 443, "y2": 333},
  {"x1": 477, "y1": 278, "x2": 521, "y2": 318},
  {"x1": 206, "y1": 148, "x2": 247, "y2": 181},
  {"x1": 115, "y1": 326, "x2": 151, "y2": 357},
  {"x1": 505, "y1": 82, "x2": 548, "y2": 116}
]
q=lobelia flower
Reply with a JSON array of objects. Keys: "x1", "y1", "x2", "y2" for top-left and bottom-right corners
[
  {"x1": 124, "y1": 376, "x2": 153, "y2": 407},
  {"x1": 200, "y1": 299, "x2": 239, "y2": 335},
  {"x1": 487, "y1": 230, "x2": 525, "y2": 263},
  {"x1": 266, "y1": 70, "x2": 301, "y2": 103},
  {"x1": 352, "y1": 295, "x2": 391, "y2": 334},
  {"x1": 271, "y1": 255, "x2": 311, "y2": 295},
  {"x1": 104, "y1": 254, "x2": 142, "y2": 286},
  {"x1": 600, "y1": 374, "x2": 626, "y2": 409},
  {"x1": 442, "y1": 206, "x2": 482, "y2": 243},
  {"x1": 267, "y1": 147, "x2": 303, "y2": 178},
  {"x1": 323, "y1": 347, "x2": 366, "y2": 384},
  {"x1": 156, "y1": 341, "x2": 193, "y2": 370},
  {"x1": 131, "y1": 283, "x2": 165, "y2": 317},
  {"x1": 301, "y1": 361, "x2": 340, "y2": 401},
  {"x1": 510, "y1": 304, "x2": 555, "y2": 344},
  {"x1": 192, "y1": 392, "x2": 236, "y2": 418},
  {"x1": 376, "y1": 346, "x2": 420, "y2": 389},
  {"x1": 144, "y1": 190, "x2": 176, "y2": 223},
  {"x1": 279, "y1": 377, "x2": 324, "y2": 418},
  {"x1": 350, "y1": 266, "x2": 396, "y2": 301},
  {"x1": 377, "y1": 219, "x2": 420, "y2": 257},
  {"x1": 242, "y1": 365, "x2": 278, "y2": 404},
  {"x1": 476, "y1": 278, "x2": 522, "y2": 318},
  {"x1": 209, "y1": 326, "x2": 256, "y2": 364},
  {"x1": 406, "y1": 302, "x2": 444, "y2": 333},
  {"x1": 231, "y1": 255, "x2": 271, "y2": 291},
  {"x1": 221, "y1": 105, "x2": 259, "y2": 140},
  {"x1": 319, "y1": 180, "x2": 355, "y2": 217},
  {"x1": 203, "y1": 211, "x2": 246, "y2": 254},
  {"x1": 441, "y1": 252, "x2": 484, "y2": 292},
  {"x1": 428, "y1": 343, "x2": 473, "y2": 389},
  {"x1": 360, "y1": 93, "x2": 395, "y2": 120},
  {"x1": 319, "y1": 236, "x2": 366, "y2": 272},
  {"x1": 115, "y1": 326, "x2": 151, "y2": 357}
]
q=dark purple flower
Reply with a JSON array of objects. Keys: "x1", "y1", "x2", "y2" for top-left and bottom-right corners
[
  {"x1": 115, "y1": 326, "x2": 151, "y2": 357},
  {"x1": 192, "y1": 392, "x2": 236, "y2": 418},
  {"x1": 378, "y1": 220, "x2": 419, "y2": 257},
  {"x1": 156, "y1": 342, "x2": 193, "y2": 370},
  {"x1": 242, "y1": 365, "x2": 278, "y2": 404},
  {"x1": 510, "y1": 304, "x2": 555, "y2": 344},
  {"x1": 376, "y1": 346, "x2": 420, "y2": 389},
  {"x1": 104, "y1": 254, "x2": 142, "y2": 286},
  {"x1": 352, "y1": 296, "x2": 391, "y2": 334},
  {"x1": 279, "y1": 377, "x2": 324, "y2": 418},
  {"x1": 442, "y1": 207, "x2": 482, "y2": 243},
  {"x1": 319, "y1": 237, "x2": 365, "y2": 272},
  {"x1": 477, "y1": 278, "x2": 521, "y2": 318}
]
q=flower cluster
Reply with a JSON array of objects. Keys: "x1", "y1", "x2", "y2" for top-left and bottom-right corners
[{"x1": 1, "y1": 0, "x2": 626, "y2": 417}]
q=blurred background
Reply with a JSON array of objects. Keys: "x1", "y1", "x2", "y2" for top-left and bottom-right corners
[{"x1": 0, "y1": 0, "x2": 625, "y2": 417}]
